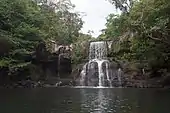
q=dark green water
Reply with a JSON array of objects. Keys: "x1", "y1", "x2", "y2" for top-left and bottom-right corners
[{"x1": 0, "y1": 88, "x2": 170, "y2": 113}]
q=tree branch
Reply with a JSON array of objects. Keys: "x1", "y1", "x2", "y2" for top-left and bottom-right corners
[{"x1": 148, "y1": 34, "x2": 170, "y2": 45}]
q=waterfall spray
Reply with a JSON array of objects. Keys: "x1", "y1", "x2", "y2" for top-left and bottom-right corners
[
  {"x1": 117, "y1": 68, "x2": 122, "y2": 86},
  {"x1": 79, "y1": 41, "x2": 113, "y2": 87}
]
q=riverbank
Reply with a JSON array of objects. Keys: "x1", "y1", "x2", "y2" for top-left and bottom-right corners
[
  {"x1": 0, "y1": 78, "x2": 74, "y2": 88},
  {"x1": 0, "y1": 77, "x2": 169, "y2": 89}
]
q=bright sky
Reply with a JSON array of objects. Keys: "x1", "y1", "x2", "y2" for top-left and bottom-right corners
[{"x1": 71, "y1": 0, "x2": 119, "y2": 37}]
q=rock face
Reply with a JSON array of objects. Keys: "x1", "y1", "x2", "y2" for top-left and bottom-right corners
[
  {"x1": 115, "y1": 61, "x2": 166, "y2": 88},
  {"x1": 0, "y1": 67, "x2": 9, "y2": 86},
  {"x1": 0, "y1": 42, "x2": 73, "y2": 88},
  {"x1": 161, "y1": 75, "x2": 170, "y2": 88},
  {"x1": 32, "y1": 42, "x2": 72, "y2": 79},
  {"x1": 58, "y1": 55, "x2": 72, "y2": 78},
  {"x1": 56, "y1": 44, "x2": 72, "y2": 78}
]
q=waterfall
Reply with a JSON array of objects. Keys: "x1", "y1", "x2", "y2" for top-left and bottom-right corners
[
  {"x1": 106, "y1": 62, "x2": 112, "y2": 87},
  {"x1": 79, "y1": 64, "x2": 87, "y2": 86},
  {"x1": 89, "y1": 41, "x2": 108, "y2": 60},
  {"x1": 117, "y1": 68, "x2": 122, "y2": 86},
  {"x1": 98, "y1": 60, "x2": 104, "y2": 86},
  {"x1": 79, "y1": 41, "x2": 113, "y2": 87}
]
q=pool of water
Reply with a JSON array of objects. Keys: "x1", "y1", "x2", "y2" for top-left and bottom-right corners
[{"x1": 0, "y1": 88, "x2": 170, "y2": 113}]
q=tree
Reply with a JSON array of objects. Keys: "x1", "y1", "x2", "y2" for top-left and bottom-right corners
[
  {"x1": 35, "y1": 0, "x2": 83, "y2": 44},
  {"x1": 72, "y1": 33, "x2": 95, "y2": 64},
  {"x1": 103, "y1": 0, "x2": 170, "y2": 74},
  {"x1": 0, "y1": 0, "x2": 84, "y2": 79},
  {"x1": 107, "y1": 0, "x2": 135, "y2": 13}
]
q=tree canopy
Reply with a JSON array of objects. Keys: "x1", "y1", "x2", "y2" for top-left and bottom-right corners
[
  {"x1": 100, "y1": 0, "x2": 170, "y2": 73},
  {"x1": 0, "y1": 0, "x2": 85, "y2": 69}
]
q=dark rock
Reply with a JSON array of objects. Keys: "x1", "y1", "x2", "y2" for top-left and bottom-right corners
[
  {"x1": 58, "y1": 55, "x2": 72, "y2": 78},
  {"x1": 0, "y1": 67, "x2": 9, "y2": 85},
  {"x1": 161, "y1": 75, "x2": 170, "y2": 87}
]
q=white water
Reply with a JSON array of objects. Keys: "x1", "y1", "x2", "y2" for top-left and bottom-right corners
[
  {"x1": 89, "y1": 41, "x2": 108, "y2": 60},
  {"x1": 106, "y1": 62, "x2": 112, "y2": 87},
  {"x1": 117, "y1": 68, "x2": 122, "y2": 86},
  {"x1": 98, "y1": 60, "x2": 104, "y2": 86},
  {"x1": 58, "y1": 54, "x2": 61, "y2": 78},
  {"x1": 80, "y1": 41, "x2": 113, "y2": 87},
  {"x1": 80, "y1": 64, "x2": 87, "y2": 86}
]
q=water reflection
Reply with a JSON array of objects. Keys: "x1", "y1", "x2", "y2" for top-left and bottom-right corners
[
  {"x1": 78, "y1": 88, "x2": 170, "y2": 113},
  {"x1": 80, "y1": 88, "x2": 123, "y2": 113},
  {"x1": 0, "y1": 88, "x2": 170, "y2": 113}
]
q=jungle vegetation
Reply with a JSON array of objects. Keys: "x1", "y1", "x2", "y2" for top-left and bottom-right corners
[{"x1": 98, "y1": 0, "x2": 170, "y2": 76}]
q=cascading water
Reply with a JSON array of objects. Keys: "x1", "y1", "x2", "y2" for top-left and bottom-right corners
[
  {"x1": 79, "y1": 41, "x2": 113, "y2": 87},
  {"x1": 79, "y1": 64, "x2": 87, "y2": 86},
  {"x1": 106, "y1": 62, "x2": 112, "y2": 86},
  {"x1": 117, "y1": 68, "x2": 122, "y2": 86}
]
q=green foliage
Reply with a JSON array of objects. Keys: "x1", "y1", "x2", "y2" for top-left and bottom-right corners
[
  {"x1": 37, "y1": 0, "x2": 83, "y2": 44},
  {"x1": 72, "y1": 33, "x2": 95, "y2": 64},
  {"x1": 104, "y1": 0, "x2": 170, "y2": 73},
  {"x1": 0, "y1": 0, "x2": 84, "y2": 78},
  {"x1": 0, "y1": 58, "x2": 11, "y2": 67},
  {"x1": 107, "y1": 0, "x2": 135, "y2": 12}
]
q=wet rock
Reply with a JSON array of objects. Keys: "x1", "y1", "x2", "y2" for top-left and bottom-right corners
[
  {"x1": 161, "y1": 74, "x2": 170, "y2": 87},
  {"x1": 58, "y1": 55, "x2": 72, "y2": 78}
]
